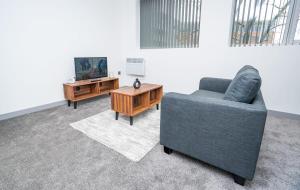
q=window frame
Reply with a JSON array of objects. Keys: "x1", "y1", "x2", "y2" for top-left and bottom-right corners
[{"x1": 230, "y1": 0, "x2": 300, "y2": 46}]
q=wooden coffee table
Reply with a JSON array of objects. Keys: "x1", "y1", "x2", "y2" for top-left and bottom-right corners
[{"x1": 110, "y1": 83, "x2": 163, "y2": 125}]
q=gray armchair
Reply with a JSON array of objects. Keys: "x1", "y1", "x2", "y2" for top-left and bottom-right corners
[{"x1": 160, "y1": 77, "x2": 267, "y2": 186}]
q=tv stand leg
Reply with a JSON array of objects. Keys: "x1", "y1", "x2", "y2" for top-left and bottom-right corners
[
  {"x1": 68, "y1": 100, "x2": 71, "y2": 107},
  {"x1": 115, "y1": 112, "x2": 119, "y2": 120},
  {"x1": 74, "y1": 101, "x2": 77, "y2": 109},
  {"x1": 156, "y1": 104, "x2": 159, "y2": 110}
]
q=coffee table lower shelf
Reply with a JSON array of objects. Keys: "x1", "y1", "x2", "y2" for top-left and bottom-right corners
[{"x1": 114, "y1": 103, "x2": 159, "y2": 125}]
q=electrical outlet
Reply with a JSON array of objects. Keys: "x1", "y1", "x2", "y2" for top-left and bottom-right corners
[{"x1": 118, "y1": 71, "x2": 121, "y2": 75}]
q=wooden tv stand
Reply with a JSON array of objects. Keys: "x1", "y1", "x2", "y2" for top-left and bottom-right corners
[{"x1": 63, "y1": 77, "x2": 119, "y2": 109}]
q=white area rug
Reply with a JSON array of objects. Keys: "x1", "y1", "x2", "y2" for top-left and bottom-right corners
[{"x1": 70, "y1": 108, "x2": 160, "y2": 162}]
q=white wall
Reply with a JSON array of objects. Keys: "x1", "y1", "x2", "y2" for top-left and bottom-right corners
[
  {"x1": 0, "y1": 0, "x2": 122, "y2": 115},
  {"x1": 1, "y1": 0, "x2": 300, "y2": 116},
  {"x1": 118, "y1": 0, "x2": 300, "y2": 115}
]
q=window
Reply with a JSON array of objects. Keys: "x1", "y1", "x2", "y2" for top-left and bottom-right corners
[
  {"x1": 231, "y1": 0, "x2": 300, "y2": 46},
  {"x1": 294, "y1": 15, "x2": 300, "y2": 42},
  {"x1": 140, "y1": 0, "x2": 202, "y2": 49}
]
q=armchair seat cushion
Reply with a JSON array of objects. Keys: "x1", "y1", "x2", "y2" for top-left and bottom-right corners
[{"x1": 191, "y1": 89, "x2": 224, "y2": 99}]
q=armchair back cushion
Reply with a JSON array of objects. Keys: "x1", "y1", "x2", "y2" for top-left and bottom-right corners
[
  {"x1": 224, "y1": 65, "x2": 261, "y2": 103},
  {"x1": 237, "y1": 65, "x2": 259, "y2": 75}
]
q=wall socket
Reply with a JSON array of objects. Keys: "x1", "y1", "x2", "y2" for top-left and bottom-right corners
[{"x1": 118, "y1": 71, "x2": 121, "y2": 75}]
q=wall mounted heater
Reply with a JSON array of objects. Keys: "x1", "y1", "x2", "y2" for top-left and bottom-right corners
[{"x1": 126, "y1": 58, "x2": 145, "y2": 76}]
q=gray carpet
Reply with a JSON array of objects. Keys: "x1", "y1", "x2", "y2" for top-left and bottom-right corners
[{"x1": 0, "y1": 95, "x2": 299, "y2": 190}]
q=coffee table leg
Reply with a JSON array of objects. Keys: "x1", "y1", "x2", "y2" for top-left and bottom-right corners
[
  {"x1": 156, "y1": 104, "x2": 159, "y2": 110},
  {"x1": 74, "y1": 101, "x2": 77, "y2": 109},
  {"x1": 116, "y1": 112, "x2": 119, "y2": 120},
  {"x1": 130, "y1": 116, "x2": 133, "y2": 126}
]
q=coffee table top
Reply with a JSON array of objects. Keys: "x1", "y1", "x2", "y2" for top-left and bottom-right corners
[{"x1": 111, "y1": 83, "x2": 162, "y2": 96}]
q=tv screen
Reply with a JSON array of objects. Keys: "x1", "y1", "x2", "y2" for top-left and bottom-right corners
[{"x1": 74, "y1": 57, "x2": 108, "y2": 81}]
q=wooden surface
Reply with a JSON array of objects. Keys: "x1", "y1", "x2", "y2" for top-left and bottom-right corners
[
  {"x1": 64, "y1": 77, "x2": 119, "y2": 87},
  {"x1": 63, "y1": 77, "x2": 119, "y2": 102},
  {"x1": 111, "y1": 83, "x2": 163, "y2": 117},
  {"x1": 111, "y1": 83, "x2": 162, "y2": 96}
]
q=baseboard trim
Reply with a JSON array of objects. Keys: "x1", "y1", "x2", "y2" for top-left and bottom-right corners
[
  {"x1": 1, "y1": 101, "x2": 299, "y2": 122},
  {"x1": 268, "y1": 110, "x2": 300, "y2": 121},
  {"x1": 0, "y1": 100, "x2": 66, "y2": 121}
]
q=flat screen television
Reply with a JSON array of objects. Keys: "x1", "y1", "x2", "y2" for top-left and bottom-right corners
[{"x1": 74, "y1": 57, "x2": 108, "y2": 81}]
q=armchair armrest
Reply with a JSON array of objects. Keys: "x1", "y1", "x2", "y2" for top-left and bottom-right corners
[
  {"x1": 160, "y1": 92, "x2": 267, "y2": 179},
  {"x1": 199, "y1": 77, "x2": 232, "y2": 93}
]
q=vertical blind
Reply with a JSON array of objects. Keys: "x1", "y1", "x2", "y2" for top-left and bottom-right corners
[
  {"x1": 295, "y1": 14, "x2": 300, "y2": 41},
  {"x1": 231, "y1": 0, "x2": 300, "y2": 46},
  {"x1": 140, "y1": 0, "x2": 202, "y2": 49}
]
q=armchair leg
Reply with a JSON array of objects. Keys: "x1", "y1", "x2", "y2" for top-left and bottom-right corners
[
  {"x1": 163, "y1": 146, "x2": 173, "y2": 154},
  {"x1": 233, "y1": 174, "x2": 246, "y2": 186}
]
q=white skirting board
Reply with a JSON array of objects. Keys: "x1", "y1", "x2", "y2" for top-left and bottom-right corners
[
  {"x1": 0, "y1": 99, "x2": 300, "y2": 122},
  {"x1": 0, "y1": 100, "x2": 66, "y2": 121}
]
